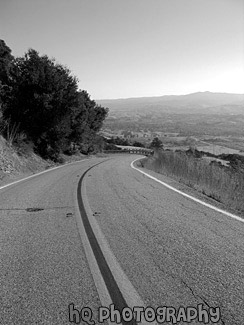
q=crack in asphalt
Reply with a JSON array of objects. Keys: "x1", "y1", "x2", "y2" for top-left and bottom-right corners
[
  {"x1": 146, "y1": 256, "x2": 228, "y2": 325},
  {"x1": 147, "y1": 183, "x2": 158, "y2": 189},
  {"x1": 26, "y1": 207, "x2": 44, "y2": 212},
  {"x1": 141, "y1": 194, "x2": 149, "y2": 200},
  {"x1": 0, "y1": 206, "x2": 73, "y2": 211},
  {"x1": 180, "y1": 279, "x2": 210, "y2": 306},
  {"x1": 170, "y1": 276, "x2": 227, "y2": 325}
]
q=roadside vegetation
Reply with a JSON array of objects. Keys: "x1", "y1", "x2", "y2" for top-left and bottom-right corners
[
  {"x1": 141, "y1": 148, "x2": 244, "y2": 213},
  {"x1": 0, "y1": 39, "x2": 108, "y2": 162},
  {"x1": 103, "y1": 136, "x2": 146, "y2": 150}
]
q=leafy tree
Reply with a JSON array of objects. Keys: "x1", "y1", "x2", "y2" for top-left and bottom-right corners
[
  {"x1": 149, "y1": 137, "x2": 163, "y2": 149},
  {"x1": 0, "y1": 40, "x2": 14, "y2": 113},
  {"x1": 5, "y1": 49, "x2": 78, "y2": 138},
  {"x1": 132, "y1": 141, "x2": 145, "y2": 148},
  {"x1": 0, "y1": 39, "x2": 14, "y2": 85},
  {"x1": 3, "y1": 49, "x2": 79, "y2": 156},
  {"x1": 1, "y1": 43, "x2": 108, "y2": 158},
  {"x1": 69, "y1": 90, "x2": 108, "y2": 153}
]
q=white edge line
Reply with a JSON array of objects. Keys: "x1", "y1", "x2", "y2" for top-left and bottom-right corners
[
  {"x1": 0, "y1": 158, "x2": 90, "y2": 191},
  {"x1": 131, "y1": 157, "x2": 244, "y2": 224}
]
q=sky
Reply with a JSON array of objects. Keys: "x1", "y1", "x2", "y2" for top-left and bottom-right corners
[{"x1": 0, "y1": 0, "x2": 244, "y2": 99}]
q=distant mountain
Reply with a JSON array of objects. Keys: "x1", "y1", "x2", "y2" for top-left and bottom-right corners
[{"x1": 96, "y1": 92, "x2": 244, "y2": 115}]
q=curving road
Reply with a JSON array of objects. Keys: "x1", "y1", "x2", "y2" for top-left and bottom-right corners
[
  {"x1": 85, "y1": 155, "x2": 244, "y2": 325},
  {"x1": 0, "y1": 155, "x2": 244, "y2": 324}
]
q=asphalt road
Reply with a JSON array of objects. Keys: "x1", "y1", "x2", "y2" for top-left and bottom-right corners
[
  {"x1": 1, "y1": 155, "x2": 244, "y2": 324},
  {"x1": 0, "y1": 158, "x2": 105, "y2": 325},
  {"x1": 85, "y1": 155, "x2": 244, "y2": 325}
]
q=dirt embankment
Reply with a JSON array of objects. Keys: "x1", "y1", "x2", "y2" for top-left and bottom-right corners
[{"x1": 0, "y1": 136, "x2": 87, "y2": 187}]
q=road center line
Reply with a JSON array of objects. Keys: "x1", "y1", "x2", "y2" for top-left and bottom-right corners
[
  {"x1": 76, "y1": 160, "x2": 157, "y2": 325},
  {"x1": 77, "y1": 161, "x2": 137, "y2": 325},
  {"x1": 131, "y1": 157, "x2": 244, "y2": 224}
]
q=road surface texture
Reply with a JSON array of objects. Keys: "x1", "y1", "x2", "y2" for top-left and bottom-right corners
[
  {"x1": 85, "y1": 155, "x2": 244, "y2": 325},
  {"x1": 0, "y1": 158, "x2": 106, "y2": 325},
  {"x1": 0, "y1": 155, "x2": 243, "y2": 324}
]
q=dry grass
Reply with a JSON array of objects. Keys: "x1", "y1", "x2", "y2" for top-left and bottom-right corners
[
  {"x1": 143, "y1": 150, "x2": 244, "y2": 212},
  {"x1": 0, "y1": 118, "x2": 20, "y2": 147}
]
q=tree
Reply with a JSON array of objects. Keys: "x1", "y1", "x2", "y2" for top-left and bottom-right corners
[
  {"x1": 1, "y1": 44, "x2": 109, "y2": 158},
  {"x1": 0, "y1": 40, "x2": 14, "y2": 112},
  {"x1": 69, "y1": 90, "x2": 108, "y2": 152},
  {"x1": 3, "y1": 49, "x2": 79, "y2": 155},
  {"x1": 132, "y1": 141, "x2": 145, "y2": 148},
  {"x1": 149, "y1": 137, "x2": 163, "y2": 149},
  {"x1": 0, "y1": 40, "x2": 14, "y2": 85}
]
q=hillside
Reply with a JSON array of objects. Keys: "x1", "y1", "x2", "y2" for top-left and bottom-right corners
[
  {"x1": 0, "y1": 136, "x2": 88, "y2": 187},
  {"x1": 97, "y1": 91, "x2": 244, "y2": 115},
  {"x1": 0, "y1": 135, "x2": 51, "y2": 186}
]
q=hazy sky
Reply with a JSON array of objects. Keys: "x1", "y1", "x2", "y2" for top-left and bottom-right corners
[{"x1": 1, "y1": 0, "x2": 243, "y2": 99}]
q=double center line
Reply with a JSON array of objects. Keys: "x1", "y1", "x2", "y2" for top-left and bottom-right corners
[{"x1": 77, "y1": 161, "x2": 137, "y2": 325}]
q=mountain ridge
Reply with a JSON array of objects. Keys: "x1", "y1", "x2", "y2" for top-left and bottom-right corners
[
  {"x1": 96, "y1": 91, "x2": 244, "y2": 115},
  {"x1": 96, "y1": 91, "x2": 244, "y2": 102}
]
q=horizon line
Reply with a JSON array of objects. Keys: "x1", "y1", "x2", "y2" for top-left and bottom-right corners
[{"x1": 96, "y1": 90, "x2": 244, "y2": 101}]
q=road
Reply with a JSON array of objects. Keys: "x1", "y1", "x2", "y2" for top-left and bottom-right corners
[
  {"x1": 0, "y1": 155, "x2": 244, "y2": 324},
  {"x1": 0, "y1": 158, "x2": 104, "y2": 325}
]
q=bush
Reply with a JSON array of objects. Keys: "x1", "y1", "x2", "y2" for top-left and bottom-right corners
[
  {"x1": 143, "y1": 150, "x2": 244, "y2": 212},
  {"x1": 132, "y1": 141, "x2": 145, "y2": 148}
]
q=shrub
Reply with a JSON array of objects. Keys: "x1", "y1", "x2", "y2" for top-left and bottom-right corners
[{"x1": 143, "y1": 150, "x2": 244, "y2": 212}]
